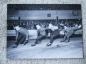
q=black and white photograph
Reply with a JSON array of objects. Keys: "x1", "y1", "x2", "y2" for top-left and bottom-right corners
[{"x1": 7, "y1": 4, "x2": 83, "y2": 59}]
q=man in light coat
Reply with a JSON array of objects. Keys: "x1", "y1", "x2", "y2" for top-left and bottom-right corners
[
  {"x1": 61, "y1": 24, "x2": 82, "y2": 42},
  {"x1": 47, "y1": 23, "x2": 60, "y2": 46},
  {"x1": 31, "y1": 24, "x2": 46, "y2": 46}
]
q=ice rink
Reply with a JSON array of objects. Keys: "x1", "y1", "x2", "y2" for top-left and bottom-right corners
[{"x1": 7, "y1": 37, "x2": 83, "y2": 59}]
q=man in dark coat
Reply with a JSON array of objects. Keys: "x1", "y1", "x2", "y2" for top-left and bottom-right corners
[{"x1": 14, "y1": 26, "x2": 29, "y2": 47}]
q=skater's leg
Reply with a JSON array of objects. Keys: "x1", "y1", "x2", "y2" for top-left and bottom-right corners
[
  {"x1": 31, "y1": 37, "x2": 39, "y2": 46},
  {"x1": 31, "y1": 35, "x2": 43, "y2": 46},
  {"x1": 24, "y1": 35, "x2": 29, "y2": 45},
  {"x1": 14, "y1": 32, "x2": 22, "y2": 47},
  {"x1": 66, "y1": 36, "x2": 70, "y2": 42},
  {"x1": 24, "y1": 40, "x2": 29, "y2": 45},
  {"x1": 47, "y1": 32, "x2": 54, "y2": 46},
  {"x1": 61, "y1": 35, "x2": 67, "y2": 42},
  {"x1": 19, "y1": 34, "x2": 27, "y2": 45},
  {"x1": 15, "y1": 33, "x2": 21, "y2": 45}
]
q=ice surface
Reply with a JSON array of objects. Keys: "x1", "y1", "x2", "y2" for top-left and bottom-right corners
[{"x1": 7, "y1": 37, "x2": 83, "y2": 59}]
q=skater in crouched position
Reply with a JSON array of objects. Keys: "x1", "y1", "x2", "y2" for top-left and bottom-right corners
[
  {"x1": 31, "y1": 24, "x2": 46, "y2": 46},
  {"x1": 46, "y1": 23, "x2": 60, "y2": 46},
  {"x1": 61, "y1": 24, "x2": 82, "y2": 42},
  {"x1": 14, "y1": 25, "x2": 29, "y2": 47}
]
